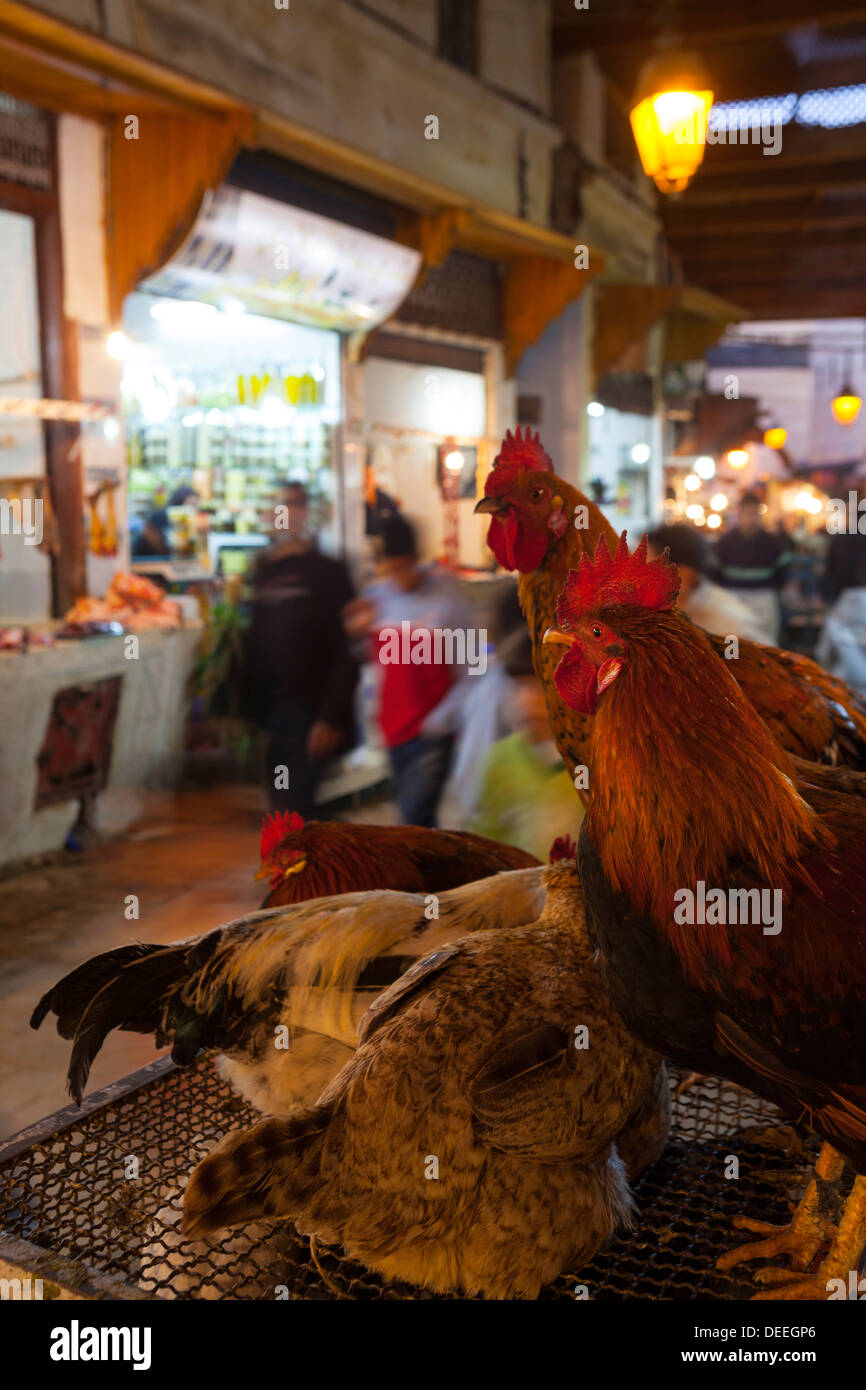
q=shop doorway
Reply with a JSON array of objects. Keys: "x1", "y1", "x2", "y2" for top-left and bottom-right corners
[{"x1": 0, "y1": 205, "x2": 49, "y2": 618}]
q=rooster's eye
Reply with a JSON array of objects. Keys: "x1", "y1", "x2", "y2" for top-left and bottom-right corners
[
  {"x1": 591, "y1": 626, "x2": 602, "y2": 639},
  {"x1": 530, "y1": 488, "x2": 545, "y2": 500}
]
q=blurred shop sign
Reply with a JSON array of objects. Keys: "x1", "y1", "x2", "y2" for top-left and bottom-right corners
[
  {"x1": 141, "y1": 185, "x2": 422, "y2": 333},
  {"x1": 0, "y1": 94, "x2": 51, "y2": 191}
]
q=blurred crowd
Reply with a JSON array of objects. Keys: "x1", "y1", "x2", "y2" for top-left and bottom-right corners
[{"x1": 238, "y1": 481, "x2": 866, "y2": 853}]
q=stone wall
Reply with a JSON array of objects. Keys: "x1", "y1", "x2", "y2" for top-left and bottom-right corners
[{"x1": 27, "y1": 0, "x2": 559, "y2": 224}]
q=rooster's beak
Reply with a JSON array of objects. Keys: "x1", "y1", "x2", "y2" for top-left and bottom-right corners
[
  {"x1": 543, "y1": 627, "x2": 574, "y2": 648},
  {"x1": 474, "y1": 496, "x2": 506, "y2": 516}
]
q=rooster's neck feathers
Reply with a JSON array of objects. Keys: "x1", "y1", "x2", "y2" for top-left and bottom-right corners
[{"x1": 586, "y1": 610, "x2": 829, "y2": 982}]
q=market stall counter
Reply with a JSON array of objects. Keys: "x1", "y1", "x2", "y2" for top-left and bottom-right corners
[{"x1": 0, "y1": 579, "x2": 202, "y2": 868}]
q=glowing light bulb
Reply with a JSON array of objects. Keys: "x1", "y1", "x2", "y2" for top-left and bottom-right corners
[
  {"x1": 683, "y1": 473, "x2": 701, "y2": 492},
  {"x1": 706, "y1": 512, "x2": 721, "y2": 529},
  {"x1": 727, "y1": 449, "x2": 749, "y2": 469},
  {"x1": 694, "y1": 455, "x2": 715, "y2": 479},
  {"x1": 710, "y1": 493, "x2": 728, "y2": 512},
  {"x1": 831, "y1": 385, "x2": 861, "y2": 426},
  {"x1": 106, "y1": 331, "x2": 129, "y2": 360}
]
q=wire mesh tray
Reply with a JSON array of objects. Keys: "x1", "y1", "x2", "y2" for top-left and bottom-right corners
[{"x1": 0, "y1": 1054, "x2": 815, "y2": 1300}]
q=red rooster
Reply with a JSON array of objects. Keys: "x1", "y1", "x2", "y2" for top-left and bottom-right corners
[
  {"x1": 256, "y1": 811, "x2": 538, "y2": 906},
  {"x1": 474, "y1": 428, "x2": 866, "y2": 782},
  {"x1": 544, "y1": 533, "x2": 866, "y2": 1299}
]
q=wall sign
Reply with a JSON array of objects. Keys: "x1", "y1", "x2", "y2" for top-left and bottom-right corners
[{"x1": 0, "y1": 94, "x2": 51, "y2": 191}]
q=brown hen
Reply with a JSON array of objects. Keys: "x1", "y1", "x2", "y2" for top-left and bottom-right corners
[{"x1": 182, "y1": 864, "x2": 670, "y2": 1298}]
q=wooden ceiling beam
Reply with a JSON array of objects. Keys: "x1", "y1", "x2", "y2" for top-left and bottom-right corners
[
  {"x1": 576, "y1": 46, "x2": 866, "y2": 106},
  {"x1": 690, "y1": 126, "x2": 866, "y2": 177},
  {"x1": 680, "y1": 255, "x2": 866, "y2": 277},
  {"x1": 664, "y1": 210, "x2": 866, "y2": 237},
  {"x1": 552, "y1": 4, "x2": 866, "y2": 53},
  {"x1": 711, "y1": 290, "x2": 866, "y2": 317},
  {"x1": 688, "y1": 263, "x2": 866, "y2": 286},
  {"x1": 676, "y1": 173, "x2": 866, "y2": 205},
  {"x1": 704, "y1": 55, "x2": 866, "y2": 106},
  {"x1": 680, "y1": 240, "x2": 866, "y2": 265}
]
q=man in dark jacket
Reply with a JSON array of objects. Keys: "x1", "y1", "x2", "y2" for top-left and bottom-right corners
[
  {"x1": 711, "y1": 492, "x2": 791, "y2": 643},
  {"x1": 823, "y1": 486, "x2": 866, "y2": 601},
  {"x1": 246, "y1": 482, "x2": 358, "y2": 816}
]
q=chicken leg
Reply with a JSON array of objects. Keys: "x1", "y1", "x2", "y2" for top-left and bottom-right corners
[{"x1": 717, "y1": 1144, "x2": 866, "y2": 1299}]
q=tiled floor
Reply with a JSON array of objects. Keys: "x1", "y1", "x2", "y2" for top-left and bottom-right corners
[{"x1": 0, "y1": 783, "x2": 415, "y2": 1141}]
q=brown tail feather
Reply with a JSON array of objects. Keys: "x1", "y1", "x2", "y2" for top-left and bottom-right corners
[{"x1": 182, "y1": 1107, "x2": 331, "y2": 1239}]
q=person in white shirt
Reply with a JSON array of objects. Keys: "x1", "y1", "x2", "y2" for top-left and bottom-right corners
[{"x1": 647, "y1": 524, "x2": 774, "y2": 646}]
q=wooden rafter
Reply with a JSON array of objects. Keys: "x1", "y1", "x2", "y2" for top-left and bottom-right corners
[{"x1": 552, "y1": 1, "x2": 866, "y2": 53}]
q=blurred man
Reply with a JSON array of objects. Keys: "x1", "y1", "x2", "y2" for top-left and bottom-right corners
[
  {"x1": 364, "y1": 459, "x2": 401, "y2": 537},
  {"x1": 711, "y1": 493, "x2": 791, "y2": 643},
  {"x1": 344, "y1": 516, "x2": 472, "y2": 827},
  {"x1": 131, "y1": 508, "x2": 169, "y2": 558},
  {"x1": 647, "y1": 523, "x2": 773, "y2": 644},
  {"x1": 245, "y1": 481, "x2": 358, "y2": 817},
  {"x1": 823, "y1": 484, "x2": 866, "y2": 602}
]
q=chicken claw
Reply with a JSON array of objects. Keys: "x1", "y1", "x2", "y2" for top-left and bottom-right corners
[
  {"x1": 718, "y1": 1147, "x2": 866, "y2": 1301},
  {"x1": 718, "y1": 1142, "x2": 844, "y2": 1276}
]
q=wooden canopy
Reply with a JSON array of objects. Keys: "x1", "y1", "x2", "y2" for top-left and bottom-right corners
[{"x1": 0, "y1": 1, "x2": 253, "y2": 321}]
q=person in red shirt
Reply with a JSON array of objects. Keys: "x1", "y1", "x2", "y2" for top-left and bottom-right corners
[{"x1": 345, "y1": 517, "x2": 474, "y2": 826}]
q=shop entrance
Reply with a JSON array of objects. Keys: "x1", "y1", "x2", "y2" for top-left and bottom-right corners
[{"x1": 0, "y1": 205, "x2": 49, "y2": 619}]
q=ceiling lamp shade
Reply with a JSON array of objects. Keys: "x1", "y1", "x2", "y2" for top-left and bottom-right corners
[
  {"x1": 763, "y1": 427, "x2": 787, "y2": 449},
  {"x1": 831, "y1": 383, "x2": 862, "y2": 426},
  {"x1": 629, "y1": 51, "x2": 713, "y2": 194}
]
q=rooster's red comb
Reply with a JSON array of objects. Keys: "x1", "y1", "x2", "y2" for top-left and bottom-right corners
[
  {"x1": 549, "y1": 834, "x2": 577, "y2": 865},
  {"x1": 260, "y1": 810, "x2": 305, "y2": 861},
  {"x1": 556, "y1": 533, "x2": 680, "y2": 626},
  {"x1": 492, "y1": 426, "x2": 553, "y2": 477}
]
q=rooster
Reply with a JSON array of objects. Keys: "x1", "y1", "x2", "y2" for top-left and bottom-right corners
[
  {"x1": 544, "y1": 533, "x2": 866, "y2": 1299},
  {"x1": 256, "y1": 811, "x2": 537, "y2": 907},
  {"x1": 181, "y1": 863, "x2": 670, "y2": 1299},
  {"x1": 474, "y1": 428, "x2": 866, "y2": 784},
  {"x1": 31, "y1": 866, "x2": 553, "y2": 1114}
]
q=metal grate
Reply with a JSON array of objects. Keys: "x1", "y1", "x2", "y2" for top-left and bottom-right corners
[{"x1": 0, "y1": 1056, "x2": 816, "y2": 1300}]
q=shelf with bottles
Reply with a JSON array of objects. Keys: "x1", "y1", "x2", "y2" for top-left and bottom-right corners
[
  {"x1": 128, "y1": 452, "x2": 335, "y2": 534},
  {"x1": 125, "y1": 414, "x2": 333, "y2": 471}
]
